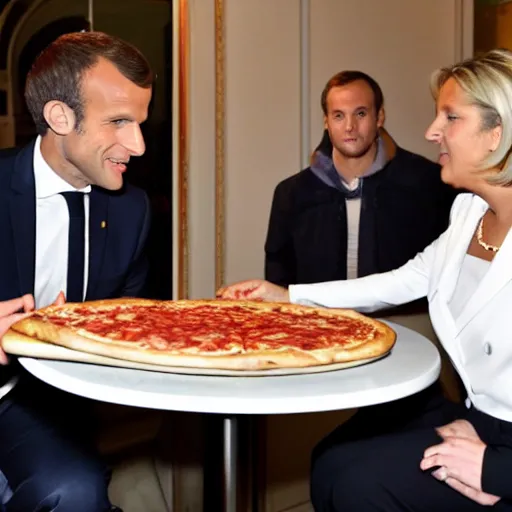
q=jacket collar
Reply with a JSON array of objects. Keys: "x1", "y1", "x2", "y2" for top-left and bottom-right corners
[
  {"x1": 11, "y1": 140, "x2": 37, "y2": 194},
  {"x1": 379, "y1": 127, "x2": 397, "y2": 162},
  {"x1": 310, "y1": 127, "x2": 397, "y2": 193},
  {"x1": 437, "y1": 195, "x2": 512, "y2": 335},
  {"x1": 10, "y1": 141, "x2": 37, "y2": 295}
]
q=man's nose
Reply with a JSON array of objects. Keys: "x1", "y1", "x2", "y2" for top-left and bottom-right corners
[{"x1": 123, "y1": 124, "x2": 146, "y2": 156}]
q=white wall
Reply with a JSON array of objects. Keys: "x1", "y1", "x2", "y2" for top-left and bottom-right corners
[
  {"x1": 186, "y1": 0, "x2": 472, "y2": 299},
  {"x1": 309, "y1": 0, "x2": 462, "y2": 160},
  {"x1": 224, "y1": 0, "x2": 301, "y2": 285},
  {"x1": 188, "y1": 0, "x2": 217, "y2": 299}
]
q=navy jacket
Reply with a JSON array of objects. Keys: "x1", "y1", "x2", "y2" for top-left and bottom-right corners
[{"x1": 0, "y1": 141, "x2": 151, "y2": 302}]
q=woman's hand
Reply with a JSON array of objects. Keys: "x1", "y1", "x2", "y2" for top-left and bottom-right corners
[
  {"x1": 0, "y1": 295, "x2": 35, "y2": 365},
  {"x1": 216, "y1": 279, "x2": 289, "y2": 303},
  {"x1": 421, "y1": 419, "x2": 500, "y2": 506}
]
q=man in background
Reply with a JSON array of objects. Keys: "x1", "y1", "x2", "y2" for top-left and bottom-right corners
[{"x1": 265, "y1": 71, "x2": 456, "y2": 291}]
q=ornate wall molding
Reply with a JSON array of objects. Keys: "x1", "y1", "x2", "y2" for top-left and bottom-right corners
[
  {"x1": 300, "y1": 0, "x2": 310, "y2": 168},
  {"x1": 176, "y1": 0, "x2": 190, "y2": 298},
  {"x1": 454, "y1": 0, "x2": 473, "y2": 60},
  {"x1": 215, "y1": 0, "x2": 225, "y2": 291}
]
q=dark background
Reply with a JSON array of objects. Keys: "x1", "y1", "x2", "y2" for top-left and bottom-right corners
[{"x1": 0, "y1": 0, "x2": 174, "y2": 299}]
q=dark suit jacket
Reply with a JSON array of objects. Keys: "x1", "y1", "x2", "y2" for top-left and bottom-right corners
[
  {"x1": 265, "y1": 146, "x2": 456, "y2": 288},
  {"x1": 0, "y1": 141, "x2": 151, "y2": 303}
]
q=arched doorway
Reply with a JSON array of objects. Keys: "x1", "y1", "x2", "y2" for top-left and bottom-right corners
[{"x1": 0, "y1": 0, "x2": 33, "y2": 146}]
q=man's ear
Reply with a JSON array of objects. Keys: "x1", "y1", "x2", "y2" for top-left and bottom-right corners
[
  {"x1": 377, "y1": 107, "x2": 385, "y2": 128},
  {"x1": 42, "y1": 101, "x2": 76, "y2": 136}
]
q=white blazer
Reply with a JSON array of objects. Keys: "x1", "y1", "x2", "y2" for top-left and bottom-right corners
[{"x1": 290, "y1": 193, "x2": 512, "y2": 421}]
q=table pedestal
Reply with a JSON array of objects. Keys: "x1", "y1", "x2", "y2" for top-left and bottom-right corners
[
  {"x1": 222, "y1": 415, "x2": 260, "y2": 512},
  {"x1": 223, "y1": 416, "x2": 238, "y2": 512}
]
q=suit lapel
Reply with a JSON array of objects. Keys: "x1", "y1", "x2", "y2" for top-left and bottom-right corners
[
  {"x1": 86, "y1": 187, "x2": 109, "y2": 299},
  {"x1": 10, "y1": 142, "x2": 37, "y2": 296},
  {"x1": 456, "y1": 225, "x2": 512, "y2": 335}
]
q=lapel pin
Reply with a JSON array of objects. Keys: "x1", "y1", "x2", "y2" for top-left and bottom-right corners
[{"x1": 101, "y1": 221, "x2": 107, "y2": 229}]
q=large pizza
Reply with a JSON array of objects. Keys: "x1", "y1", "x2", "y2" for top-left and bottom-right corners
[{"x1": 5, "y1": 298, "x2": 396, "y2": 370}]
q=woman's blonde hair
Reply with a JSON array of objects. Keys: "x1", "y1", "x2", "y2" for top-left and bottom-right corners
[{"x1": 430, "y1": 48, "x2": 512, "y2": 185}]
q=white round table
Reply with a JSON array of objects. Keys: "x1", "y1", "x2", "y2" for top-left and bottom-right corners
[{"x1": 19, "y1": 321, "x2": 440, "y2": 512}]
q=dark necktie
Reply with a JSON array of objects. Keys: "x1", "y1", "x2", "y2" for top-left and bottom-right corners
[{"x1": 60, "y1": 192, "x2": 85, "y2": 302}]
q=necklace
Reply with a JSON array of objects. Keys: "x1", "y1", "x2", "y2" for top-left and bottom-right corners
[{"x1": 476, "y1": 216, "x2": 500, "y2": 252}]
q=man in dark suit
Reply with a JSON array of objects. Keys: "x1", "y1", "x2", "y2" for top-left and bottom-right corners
[
  {"x1": 265, "y1": 71, "x2": 456, "y2": 296},
  {"x1": 0, "y1": 32, "x2": 153, "y2": 511}
]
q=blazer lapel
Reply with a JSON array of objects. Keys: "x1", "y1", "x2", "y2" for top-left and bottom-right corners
[
  {"x1": 436, "y1": 199, "x2": 487, "y2": 304},
  {"x1": 10, "y1": 142, "x2": 37, "y2": 296},
  {"x1": 86, "y1": 187, "x2": 109, "y2": 299},
  {"x1": 456, "y1": 225, "x2": 512, "y2": 335}
]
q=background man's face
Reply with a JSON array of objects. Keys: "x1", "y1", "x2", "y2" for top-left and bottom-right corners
[
  {"x1": 324, "y1": 80, "x2": 383, "y2": 160},
  {"x1": 63, "y1": 58, "x2": 152, "y2": 190}
]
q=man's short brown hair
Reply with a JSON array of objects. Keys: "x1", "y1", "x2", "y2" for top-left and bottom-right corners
[
  {"x1": 321, "y1": 70, "x2": 384, "y2": 116},
  {"x1": 25, "y1": 31, "x2": 154, "y2": 135}
]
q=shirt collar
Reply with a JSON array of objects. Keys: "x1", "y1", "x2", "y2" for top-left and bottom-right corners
[
  {"x1": 33, "y1": 136, "x2": 92, "y2": 199},
  {"x1": 310, "y1": 135, "x2": 387, "y2": 196}
]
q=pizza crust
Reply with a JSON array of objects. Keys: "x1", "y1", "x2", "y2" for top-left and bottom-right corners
[{"x1": 10, "y1": 299, "x2": 396, "y2": 370}]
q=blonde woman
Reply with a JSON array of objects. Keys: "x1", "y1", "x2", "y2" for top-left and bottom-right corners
[{"x1": 218, "y1": 49, "x2": 512, "y2": 510}]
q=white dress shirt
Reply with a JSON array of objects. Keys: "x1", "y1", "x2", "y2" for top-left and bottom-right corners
[
  {"x1": 448, "y1": 254, "x2": 489, "y2": 319},
  {"x1": 345, "y1": 192, "x2": 361, "y2": 280},
  {"x1": 33, "y1": 136, "x2": 91, "y2": 308}
]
